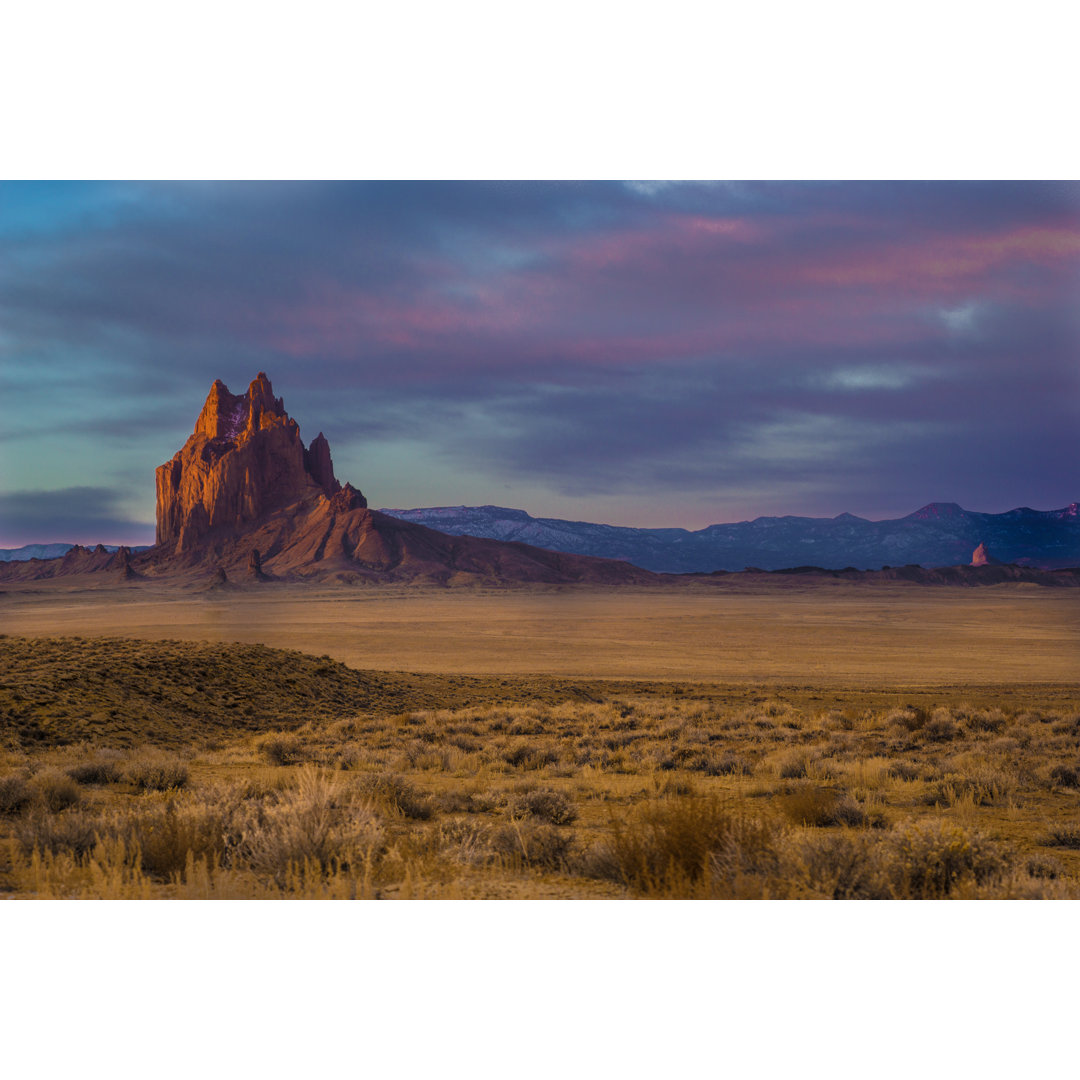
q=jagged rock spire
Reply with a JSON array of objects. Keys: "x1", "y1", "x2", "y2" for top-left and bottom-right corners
[
  {"x1": 156, "y1": 374, "x2": 362, "y2": 552},
  {"x1": 304, "y1": 432, "x2": 340, "y2": 496}
]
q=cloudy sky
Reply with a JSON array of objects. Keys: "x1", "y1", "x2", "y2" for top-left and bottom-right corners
[{"x1": 1, "y1": 180, "x2": 1078, "y2": 546}]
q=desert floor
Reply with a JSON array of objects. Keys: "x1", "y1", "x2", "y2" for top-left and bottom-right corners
[
  {"x1": 2, "y1": 578, "x2": 1078, "y2": 899},
  {"x1": 1, "y1": 577, "x2": 1077, "y2": 684}
]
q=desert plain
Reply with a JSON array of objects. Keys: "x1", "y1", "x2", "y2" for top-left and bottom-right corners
[
  {"x1": 4, "y1": 576, "x2": 1078, "y2": 682},
  {"x1": 2, "y1": 576, "x2": 1078, "y2": 899}
]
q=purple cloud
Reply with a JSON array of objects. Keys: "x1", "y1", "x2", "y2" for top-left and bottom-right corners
[{"x1": 1, "y1": 181, "x2": 1077, "y2": 539}]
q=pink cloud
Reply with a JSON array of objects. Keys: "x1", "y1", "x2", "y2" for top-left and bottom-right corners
[{"x1": 221, "y1": 208, "x2": 1079, "y2": 369}]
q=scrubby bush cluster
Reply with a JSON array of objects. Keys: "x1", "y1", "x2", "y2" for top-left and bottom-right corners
[
  {"x1": 1, "y1": 693, "x2": 1078, "y2": 899},
  {"x1": 583, "y1": 799, "x2": 1047, "y2": 899}
]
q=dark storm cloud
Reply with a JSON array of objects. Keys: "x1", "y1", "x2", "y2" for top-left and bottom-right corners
[
  {"x1": 1, "y1": 180, "x2": 1077, "y2": 534},
  {"x1": 0, "y1": 488, "x2": 155, "y2": 546}
]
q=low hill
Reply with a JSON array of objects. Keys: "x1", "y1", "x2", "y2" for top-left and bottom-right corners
[{"x1": 0, "y1": 636, "x2": 610, "y2": 749}]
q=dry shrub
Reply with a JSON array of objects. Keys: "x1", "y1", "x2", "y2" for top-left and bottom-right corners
[
  {"x1": 796, "y1": 833, "x2": 887, "y2": 899},
  {"x1": 1026, "y1": 853, "x2": 1064, "y2": 880},
  {"x1": 31, "y1": 768, "x2": 82, "y2": 812},
  {"x1": 503, "y1": 743, "x2": 559, "y2": 770},
  {"x1": 335, "y1": 746, "x2": 362, "y2": 771},
  {"x1": 355, "y1": 772, "x2": 434, "y2": 820},
  {"x1": 887, "y1": 820, "x2": 1007, "y2": 898},
  {"x1": 16, "y1": 837, "x2": 155, "y2": 900},
  {"x1": 798, "y1": 825, "x2": 1030, "y2": 900},
  {"x1": 887, "y1": 760, "x2": 922, "y2": 782},
  {"x1": 438, "y1": 788, "x2": 500, "y2": 814},
  {"x1": 15, "y1": 792, "x2": 230, "y2": 881},
  {"x1": 507, "y1": 788, "x2": 577, "y2": 825},
  {"x1": 0, "y1": 774, "x2": 34, "y2": 815},
  {"x1": 11, "y1": 772, "x2": 386, "y2": 891},
  {"x1": 841, "y1": 757, "x2": 892, "y2": 791},
  {"x1": 228, "y1": 768, "x2": 383, "y2": 885},
  {"x1": 886, "y1": 707, "x2": 927, "y2": 732},
  {"x1": 124, "y1": 751, "x2": 189, "y2": 792},
  {"x1": 508, "y1": 716, "x2": 547, "y2": 736},
  {"x1": 116, "y1": 798, "x2": 231, "y2": 879},
  {"x1": 435, "y1": 819, "x2": 489, "y2": 865},
  {"x1": 966, "y1": 708, "x2": 1007, "y2": 733},
  {"x1": 953, "y1": 872, "x2": 1080, "y2": 900},
  {"x1": 1040, "y1": 825, "x2": 1080, "y2": 849},
  {"x1": 778, "y1": 754, "x2": 810, "y2": 780},
  {"x1": 655, "y1": 776, "x2": 696, "y2": 797},
  {"x1": 230, "y1": 770, "x2": 296, "y2": 801},
  {"x1": 17, "y1": 808, "x2": 99, "y2": 858},
  {"x1": 923, "y1": 708, "x2": 960, "y2": 742},
  {"x1": 710, "y1": 753, "x2": 752, "y2": 776},
  {"x1": 757, "y1": 700, "x2": 796, "y2": 720},
  {"x1": 777, "y1": 785, "x2": 868, "y2": 828},
  {"x1": 1050, "y1": 714, "x2": 1080, "y2": 736},
  {"x1": 67, "y1": 752, "x2": 123, "y2": 785},
  {"x1": 1049, "y1": 765, "x2": 1080, "y2": 789},
  {"x1": 589, "y1": 796, "x2": 782, "y2": 896},
  {"x1": 447, "y1": 734, "x2": 481, "y2": 753},
  {"x1": 488, "y1": 821, "x2": 572, "y2": 870},
  {"x1": 925, "y1": 768, "x2": 1016, "y2": 808},
  {"x1": 678, "y1": 750, "x2": 735, "y2": 775},
  {"x1": 257, "y1": 732, "x2": 306, "y2": 766}
]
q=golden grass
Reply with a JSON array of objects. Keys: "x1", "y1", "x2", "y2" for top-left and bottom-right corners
[{"x1": 2, "y1": 635, "x2": 1079, "y2": 899}]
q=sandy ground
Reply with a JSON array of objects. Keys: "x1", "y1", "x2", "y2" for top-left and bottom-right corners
[{"x1": 1, "y1": 578, "x2": 1076, "y2": 685}]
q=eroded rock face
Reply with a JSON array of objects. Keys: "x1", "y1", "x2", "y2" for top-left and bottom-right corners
[
  {"x1": 304, "y1": 433, "x2": 340, "y2": 497},
  {"x1": 971, "y1": 542, "x2": 996, "y2": 566},
  {"x1": 155, "y1": 373, "x2": 363, "y2": 552},
  {"x1": 247, "y1": 548, "x2": 267, "y2": 581},
  {"x1": 329, "y1": 483, "x2": 366, "y2": 514}
]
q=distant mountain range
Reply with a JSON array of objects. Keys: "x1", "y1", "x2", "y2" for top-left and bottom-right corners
[
  {"x1": 379, "y1": 502, "x2": 1080, "y2": 573},
  {"x1": 0, "y1": 543, "x2": 151, "y2": 563},
  {"x1": 7, "y1": 500, "x2": 1079, "y2": 575}
]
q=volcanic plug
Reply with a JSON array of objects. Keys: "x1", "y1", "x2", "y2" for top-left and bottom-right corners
[{"x1": 155, "y1": 373, "x2": 361, "y2": 553}]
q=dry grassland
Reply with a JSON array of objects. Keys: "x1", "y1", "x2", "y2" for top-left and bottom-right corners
[{"x1": 2, "y1": 623, "x2": 1078, "y2": 900}]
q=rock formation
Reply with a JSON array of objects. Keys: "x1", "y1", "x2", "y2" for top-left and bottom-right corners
[
  {"x1": 247, "y1": 548, "x2": 267, "y2": 581},
  {"x1": 303, "y1": 433, "x2": 339, "y2": 496},
  {"x1": 155, "y1": 373, "x2": 361, "y2": 553},
  {"x1": 971, "y1": 542, "x2": 1000, "y2": 566},
  {"x1": 117, "y1": 545, "x2": 137, "y2": 580},
  {"x1": 137, "y1": 373, "x2": 657, "y2": 586}
]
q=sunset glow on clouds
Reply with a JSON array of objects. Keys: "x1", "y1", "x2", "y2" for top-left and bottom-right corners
[{"x1": 0, "y1": 181, "x2": 1077, "y2": 544}]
